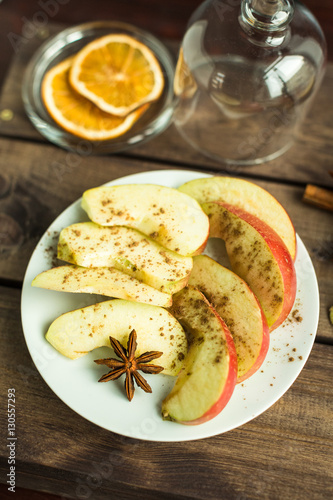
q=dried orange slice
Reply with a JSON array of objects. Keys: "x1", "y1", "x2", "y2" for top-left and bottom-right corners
[
  {"x1": 69, "y1": 34, "x2": 164, "y2": 116},
  {"x1": 42, "y1": 58, "x2": 147, "y2": 140},
  {"x1": 174, "y1": 47, "x2": 197, "y2": 98}
]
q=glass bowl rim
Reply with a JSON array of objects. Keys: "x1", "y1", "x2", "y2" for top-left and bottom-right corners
[{"x1": 22, "y1": 20, "x2": 176, "y2": 154}]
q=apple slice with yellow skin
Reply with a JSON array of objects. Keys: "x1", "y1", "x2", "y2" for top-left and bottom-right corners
[
  {"x1": 189, "y1": 255, "x2": 269, "y2": 382},
  {"x1": 32, "y1": 265, "x2": 172, "y2": 307},
  {"x1": 45, "y1": 299, "x2": 187, "y2": 376},
  {"x1": 202, "y1": 202, "x2": 296, "y2": 331},
  {"x1": 178, "y1": 176, "x2": 296, "y2": 260},
  {"x1": 81, "y1": 184, "x2": 209, "y2": 256},
  {"x1": 162, "y1": 286, "x2": 237, "y2": 424},
  {"x1": 57, "y1": 222, "x2": 193, "y2": 294}
]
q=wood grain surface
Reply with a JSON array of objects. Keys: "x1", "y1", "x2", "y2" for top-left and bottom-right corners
[{"x1": 0, "y1": 3, "x2": 332, "y2": 500}]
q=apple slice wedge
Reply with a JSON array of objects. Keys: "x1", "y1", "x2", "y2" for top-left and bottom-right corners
[
  {"x1": 202, "y1": 202, "x2": 296, "y2": 331},
  {"x1": 178, "y1": 176, "x2": 297, "y2": 260},
  {"x1": 189, "y1": 255, "x2": 269, "y2": 382},
  {"x1": 162, "y1": 286, "x2": 237, "y2": 424},
  {"x1": 45, "y1": 299, "x2": 187, "y2": 376},
  {"x1": 32, "y1": 265, "x2": 172, "y2": 307},
  {"x1": 57, "y1": 222, "x2": 193, "y2": 294},
  {"x1": 81, "y1": 184, "x2": 209, "y2": 256}
]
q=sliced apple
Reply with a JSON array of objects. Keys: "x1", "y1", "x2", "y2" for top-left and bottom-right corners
[
  {"x1": 57, "y1": 222, "x2": 193, "y2": 294},
  {"x1": 202, "y1": 202, "x2": 296, "y2": 330},
  {"x1": 45, "y1": 299, "x2": 187, "y2": 376},
  {"x1": 81, "y1": 184, "x2": 209, "y2": 256},
  {"x1": 178, "y1": 176, "x2": 296, "y2": 260},
  {"x1": 162, "y1": 286, "x2": 237, "y2": 424},
  {"x1": 189, "y1": 255, "x2": 269, "y2": 382},
  {"x1": 32, "y1": 265, "x2": 172, "y2": 307}
]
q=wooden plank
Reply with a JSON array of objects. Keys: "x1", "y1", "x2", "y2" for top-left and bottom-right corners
[
  {"x1": 0, "y1": 286, "x2": 332, "y2": 500},
  {"x1": 0, "y1": 136, "x2": 332, "y2": 341},
  {"x1": 0, "y1": 483, "x2": 62, "y2": 500},
  {"x1": 0, "y1": 26, "x2": 332, "y2": 187}
]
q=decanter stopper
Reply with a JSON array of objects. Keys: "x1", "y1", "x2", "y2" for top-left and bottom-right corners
[{"x1": 241, "y1": 0, "x2": 294, "y2": 31}]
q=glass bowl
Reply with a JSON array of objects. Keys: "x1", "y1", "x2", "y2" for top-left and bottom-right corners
[{"x1": 22, "y1": 21, "x2": 175, "y2": 154}]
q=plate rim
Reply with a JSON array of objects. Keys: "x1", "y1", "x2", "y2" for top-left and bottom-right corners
[{"x1": 20, "y1": 169, "x2": 320, "y2": 442}]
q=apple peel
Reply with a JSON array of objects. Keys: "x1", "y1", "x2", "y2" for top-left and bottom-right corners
[
  {"x1": 162, "y1": 286, "x2": 237, "y2": 425},
  {"x1": 178, "y1": 176, "x2": 297, "y2": 260},
  {"x1": 203, "y1": 202, "x2": 297, "y2": 331},
  {"x1": 189, "y1": 255, "x2": 269, "y2": 382}
]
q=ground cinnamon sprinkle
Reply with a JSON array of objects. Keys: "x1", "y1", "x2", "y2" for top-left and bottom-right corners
[{"x1": 292, "y1": 309, "x2": 303, "y2": 322}]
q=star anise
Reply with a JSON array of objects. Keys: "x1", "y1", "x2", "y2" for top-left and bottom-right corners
[{"x1": 94, "y1": 329, "x2": 164, "y2": 401}]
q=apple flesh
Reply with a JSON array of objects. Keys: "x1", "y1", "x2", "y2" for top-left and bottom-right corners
[
  {"x1": 45, "y1": 299, "x2": 187, "y2": 376},
  {"x1": 178, "y1": 176, "x2": 296, "y2": 260},
  {"x1": 32, "y1": 265, "x2": 172, "y2": 307},
  {"x1": 202, "y1": 202, "x2": 296, "y2": 330},
  {"x1": 81, "y1": 184, "x2": 209, "y2": 256},
  {"x1": 57, "y1": 222, "x2": 193, "y2": 294},
  {"x1": 189, "y1": 255, "x2": 269, "y2": 382},
  {"x1": 162, "y1": 286, "x2": 237, "y2": 424}
]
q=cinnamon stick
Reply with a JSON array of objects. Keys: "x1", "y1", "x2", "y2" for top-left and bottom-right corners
[{"x1": 303, "y1": 184, "x2": 333, "y2": 212}]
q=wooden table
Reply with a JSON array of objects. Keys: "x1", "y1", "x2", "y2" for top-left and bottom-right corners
[{"x1": 0, "y1": 14, "x2": 333, "y2": 500}]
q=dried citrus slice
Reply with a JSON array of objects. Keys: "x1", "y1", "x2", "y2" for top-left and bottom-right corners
[
  {"x1": 42, "y1": 58, "x2": 147, "y2": 140},
  {"x1": 69, "y1": 34, "x2": 164, "y2": 116},
  {"x1": 174, "y1": 47, "x2": 197, "y2": 98}
]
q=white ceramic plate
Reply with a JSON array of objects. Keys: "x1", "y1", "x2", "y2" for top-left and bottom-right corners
[{"x1": 21, "y1": 170, "x2": 320, "y2": 442}]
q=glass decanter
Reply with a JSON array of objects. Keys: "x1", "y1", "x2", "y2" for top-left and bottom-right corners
[{"x1": 173, "y1": 0, "x2": 326, "y2": 165}]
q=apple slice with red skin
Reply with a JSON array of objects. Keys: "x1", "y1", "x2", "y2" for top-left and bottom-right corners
[
  {"x1": 162, "y1": 286, "x2": 237, "y2": 425},
  {"x1": 178, "y1": 176, "x2": 297, "y2": 260},
  {"x1": 202, "y1": 202, "x2": 296, "y2": 331},
  {"x1": 189, "y1": 255, "x2": 269, "y2": 382}
]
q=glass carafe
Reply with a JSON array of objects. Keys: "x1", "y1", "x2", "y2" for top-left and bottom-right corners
[{"x1": 173, "y1": 0, "x2": 326, "y2": 165}]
